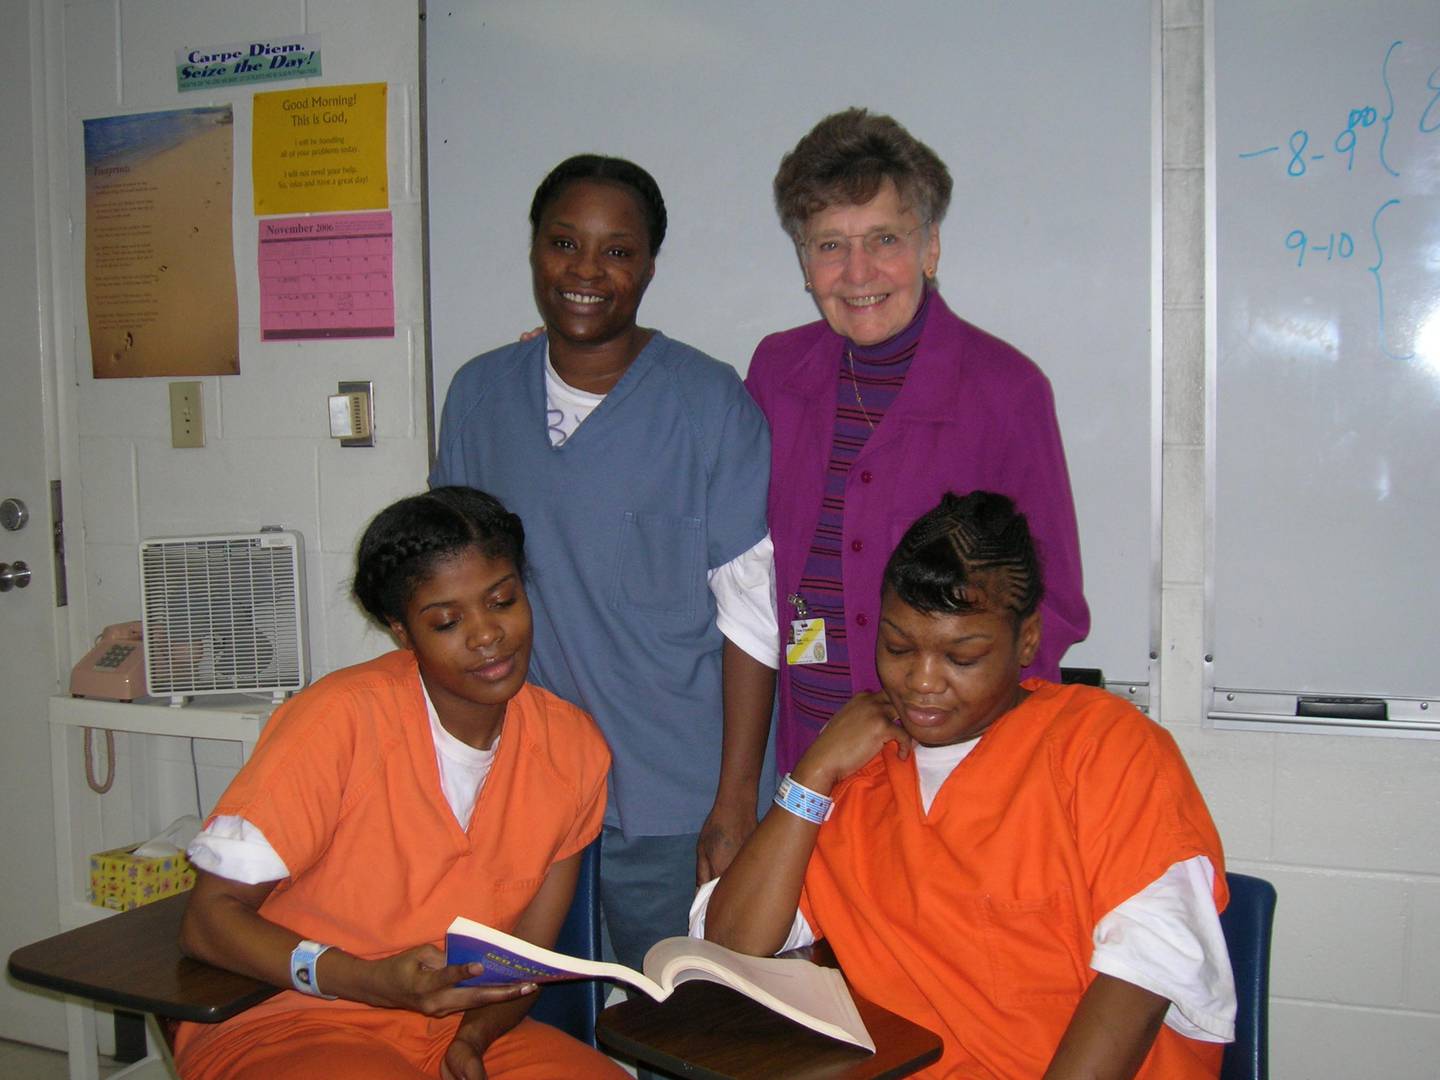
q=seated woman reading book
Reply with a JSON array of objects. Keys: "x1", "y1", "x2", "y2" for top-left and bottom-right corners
[
  {"x1": 175, "y1": 487, "x2": 627, "y2": 1080},
  {"x1": 694, "y1": 491, "x2": 1236, "y2": 1079}
]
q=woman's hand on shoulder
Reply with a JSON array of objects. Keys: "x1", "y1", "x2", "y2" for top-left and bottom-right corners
[
  {"x1": 793, "y1": 691, "x2": 913, "y2": 794},
  {"x1": 353, "y1": 943, "x2": 537, "y2": 1018}
]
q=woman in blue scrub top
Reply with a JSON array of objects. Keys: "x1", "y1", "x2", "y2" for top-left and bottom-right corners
[{"x1": 431, "y1": 155, "x2": 777, "y2": 984}]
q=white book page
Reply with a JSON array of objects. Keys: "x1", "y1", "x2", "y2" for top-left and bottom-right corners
[{"x1": 643, "y1": 938, "x2": 874, "y2": 1052}]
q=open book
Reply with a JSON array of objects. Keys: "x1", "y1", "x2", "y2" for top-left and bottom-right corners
[{"x1": 446, "y1": 916, "x2": 874, "y2": 1052}]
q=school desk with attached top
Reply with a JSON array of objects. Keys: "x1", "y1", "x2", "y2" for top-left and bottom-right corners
[
  {"x1": 7, "y1": 892, "x2": 274, "y2": 1079},
  {"x1": 8, "y1": 838, "x2": 608, "y2": 1079}
]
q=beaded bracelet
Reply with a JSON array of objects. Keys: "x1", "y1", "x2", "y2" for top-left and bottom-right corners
[{"x1": 773, "y1": 772, "x2": 834, "y2": 825}]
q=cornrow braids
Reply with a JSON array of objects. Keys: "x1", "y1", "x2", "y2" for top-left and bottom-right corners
[
  {"x1": 883, "y1": 491, "x2": 1044, "y2": 622},
  {"x1": 352, "y1": 487, "x2": 526, "y2": 628}
]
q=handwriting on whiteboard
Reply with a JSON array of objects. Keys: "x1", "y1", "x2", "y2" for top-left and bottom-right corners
[{"x1": 1236, "y1": 40, "x2": 1438, "y2": 360}]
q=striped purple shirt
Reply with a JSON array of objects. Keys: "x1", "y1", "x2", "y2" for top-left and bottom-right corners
[{"x1": 788, "y1": 292, "x2": 932, "y2": 746}]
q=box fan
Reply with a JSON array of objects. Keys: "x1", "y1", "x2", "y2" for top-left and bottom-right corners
[{"x1": 139, "y1": 529, "x2": 308, "y2": 705}]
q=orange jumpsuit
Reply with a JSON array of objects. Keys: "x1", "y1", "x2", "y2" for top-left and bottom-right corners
[
  {"x1": 174, "y1": 650, "x2": 624, "y2": 1079},
  {"x1": 799, "y1": 680, "x2": 1228, "y2": 1079}
]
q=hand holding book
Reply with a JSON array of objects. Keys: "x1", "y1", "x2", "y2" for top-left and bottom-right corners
[{"x1": 445, "y1": 916, "x2": 874, "y2": 1052}]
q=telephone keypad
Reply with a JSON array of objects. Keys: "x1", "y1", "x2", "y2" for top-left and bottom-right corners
[{"x1": 97, "y1": 644, "x2": 137, "y2": 669}]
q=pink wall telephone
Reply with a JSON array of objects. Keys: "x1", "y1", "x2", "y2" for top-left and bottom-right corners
[{"x1": 70, "y1": 621, "x2": 147, "y2": 701}]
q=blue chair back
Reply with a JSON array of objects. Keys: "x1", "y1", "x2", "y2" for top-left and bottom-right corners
[
  {"x1": 528, "y1": 837, "x2": 606, "y2": 1047},
  {"x1": 1218, "y1": 872, "x2": 1277, "y2": 1080}
]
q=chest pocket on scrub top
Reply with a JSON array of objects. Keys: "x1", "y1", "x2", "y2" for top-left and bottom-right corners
[{"x1": 610, "y1": 511, "x2": 702, "y2": 619}]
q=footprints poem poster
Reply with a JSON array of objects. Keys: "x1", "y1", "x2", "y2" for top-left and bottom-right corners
[{"x1": 83, "y1": 106, "x2": 239, "y2": 378}]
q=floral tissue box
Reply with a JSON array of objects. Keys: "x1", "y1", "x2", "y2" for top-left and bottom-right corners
[{"x1": 88, "y1": 843, "x2": 195, "y2": 911}]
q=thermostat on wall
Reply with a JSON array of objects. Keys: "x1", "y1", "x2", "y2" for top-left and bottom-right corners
[{"x1": 328, "y1": 380, "x2": 374, "y2": 447}]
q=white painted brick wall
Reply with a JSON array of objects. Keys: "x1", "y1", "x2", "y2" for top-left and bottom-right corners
[
  {"x1": 53, "y1": 0, "x2": 428, "y2": 898},
  {"x1": 61, "y1": 0, "x2": 428, "y2": 689}
]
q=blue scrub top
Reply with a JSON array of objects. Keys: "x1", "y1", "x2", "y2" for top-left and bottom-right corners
[{"x1": 432, "y1": 332, "x2": 770, "y2": 837}]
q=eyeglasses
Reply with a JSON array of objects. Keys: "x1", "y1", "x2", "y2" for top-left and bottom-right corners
[{"x1": 799, "y1": 221, "x2": 931, "y2": 267}]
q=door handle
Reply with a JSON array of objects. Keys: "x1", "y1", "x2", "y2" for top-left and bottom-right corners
[
  {"x1": 0, "y1": 498, "x2": 28, "y2": 531},
  {"x1": 0, "y1": 561, "x2": 32, "y2": 592}
]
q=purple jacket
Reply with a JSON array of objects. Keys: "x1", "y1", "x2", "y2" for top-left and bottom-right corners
[{"x1": 745, "y1": 293, "x2": 1090, "y2": 769}]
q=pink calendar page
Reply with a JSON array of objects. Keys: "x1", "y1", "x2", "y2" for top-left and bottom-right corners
[{"x1": 259, "y1": 211, "x2": 394, "y2": 340}]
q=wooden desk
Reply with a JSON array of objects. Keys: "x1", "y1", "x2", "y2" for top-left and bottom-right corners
[
  {"x1": 596, "y1": 951, "x2": 942, "y2": 1080},
  {"x1": 8, "y1": 893, "x2": 276, "y2": 1079},
  {"x1": 8, "y1": 892, "x2": 275, "y2": 1023}
]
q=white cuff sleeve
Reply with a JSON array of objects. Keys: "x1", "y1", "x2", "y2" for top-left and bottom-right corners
[
  {"x1": 688, "y1": 876, "x2": 817, "y2": 954},
  {"x1": 186, "y1": 814, "x2": 290, "y2": 885},
  {"x1": 708, "y1": 534, "x2": 780, "y2": 669},
  {"x1": 1091, "y1": 855, "x2": 1237, "y2": 1043}
]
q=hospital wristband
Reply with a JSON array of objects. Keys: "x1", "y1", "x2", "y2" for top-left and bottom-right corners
[
  {"x1": 290, "y1": 939, "x2": 337, "y2": 999},
  {"x1": 773, "y1": 773, "x2": 834, "y2": 824}
]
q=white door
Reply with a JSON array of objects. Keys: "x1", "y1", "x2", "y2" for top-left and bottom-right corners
[{"x1": 0, "y1": 0, "x2": 67, "y2": 1049}]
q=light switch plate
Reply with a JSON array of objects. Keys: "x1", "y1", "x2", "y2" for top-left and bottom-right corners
[{"x1": 169, "y1": 382, "x2": 204, "y2": 448}]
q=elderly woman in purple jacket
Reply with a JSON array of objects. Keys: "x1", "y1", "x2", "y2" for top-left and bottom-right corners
[{"x1": 745, "y1": 108, "x2": 1090, "y2": 774}]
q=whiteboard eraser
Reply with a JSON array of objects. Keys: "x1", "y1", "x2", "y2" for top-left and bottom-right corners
[{"x1": 1295, "y1": 696, "x2": 1387, "y2": 722}]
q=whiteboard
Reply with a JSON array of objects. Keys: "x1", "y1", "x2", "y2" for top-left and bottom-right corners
[
  {"x1": 425, "y1": 1, "x2": 1159, "y2": 693},
  {"x1": 1208, "y1": 0, "x2": 1440, "y2": 728}
]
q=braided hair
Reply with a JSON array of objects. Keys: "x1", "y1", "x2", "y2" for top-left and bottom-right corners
[
  {"x1": 352, "y1": 487, "x2": 526, "y2": 629},
  {"x1": 882, "y1": 491, "x2": 1043, "y2": 624}
]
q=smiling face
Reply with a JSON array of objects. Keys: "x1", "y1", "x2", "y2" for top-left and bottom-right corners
[
  {"x1": 801, "y1": 178, "x2": 939, "y2": 346},
  {"x1": 388, "y1": 546, "x2": 532, "y2": 748},
  {"x1": 875, "y1": 585, "x2": 1040, "y2": 747},
  {"x1": 530, "y1": 178, "x2": 655, "y2": 351}
]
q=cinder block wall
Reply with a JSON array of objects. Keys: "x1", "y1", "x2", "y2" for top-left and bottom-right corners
[
  {"x1": 53, "y1": 1, "x2": 425, "y2": 849},
  {"x1": 61, "y1": 1, "x2": 426, "y2": 678}
]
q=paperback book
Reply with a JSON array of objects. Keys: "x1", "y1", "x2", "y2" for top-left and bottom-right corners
[{"x1": 446, "y1": 917, "x2": 874, "y2": 1052}]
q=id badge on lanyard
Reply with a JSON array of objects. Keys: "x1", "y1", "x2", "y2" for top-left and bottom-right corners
[{"x1": 785, "y1": 593, "x2": 827, "y2": 665}]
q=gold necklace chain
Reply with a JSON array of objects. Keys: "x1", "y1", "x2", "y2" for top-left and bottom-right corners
[{"x1": 845, "y1": 348, "x2": 876, "y2": 430}]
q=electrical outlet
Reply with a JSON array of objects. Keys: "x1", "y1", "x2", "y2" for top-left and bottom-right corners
[{"x1": 169, "y1": 382, "x2": 204, "y2": 448}]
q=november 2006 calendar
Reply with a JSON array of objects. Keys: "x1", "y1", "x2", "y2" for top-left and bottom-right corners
[{"x1": 258, "y1": 211, "x2": 394, "y2": 340}]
